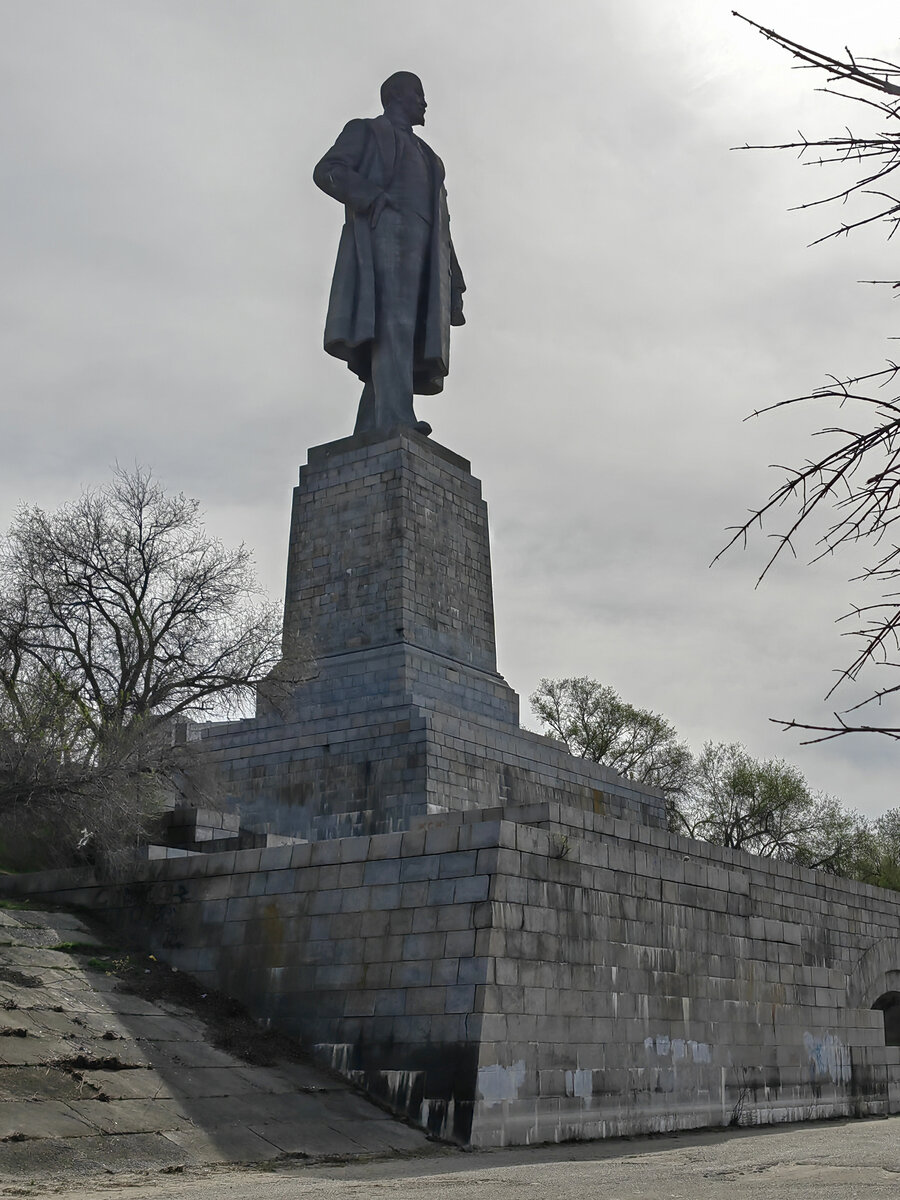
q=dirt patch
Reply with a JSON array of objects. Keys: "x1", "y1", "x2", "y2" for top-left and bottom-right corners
[
  {"x1": 0, "y1": 967, "x2": 41, "y2": 989},
  {"x1": 54, "y1": 1053, "x2": 139, "y2": 1072}
]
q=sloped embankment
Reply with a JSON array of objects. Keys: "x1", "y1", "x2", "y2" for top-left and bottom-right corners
[{"x1": 0, "y1": 901, "x2": 437, "y2": 1185}]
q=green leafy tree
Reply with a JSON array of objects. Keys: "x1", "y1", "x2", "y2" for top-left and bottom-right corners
[
  {"x1": 530, "y1": 677, "x2": 693, "y2": 803},
  {"x1": 531, "y1": 676, "x2": 897, "y2": 887},
  {"x1": 674, "y1": 741, "x2": 861, "y2": 871},
  {"x1": 846, "y1": 807, "x2": 900, "y2": 890},
  {"x1": 0, "y1": 466, "x2": 288, "y2": 870}
]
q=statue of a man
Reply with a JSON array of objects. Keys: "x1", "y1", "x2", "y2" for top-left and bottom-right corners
[{"x1": 314, "y1": 72, "x2": 465, "y2": 437}]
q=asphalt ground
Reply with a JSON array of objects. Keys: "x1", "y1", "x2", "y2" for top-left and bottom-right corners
[{"x1": 28, "y1": 1114, "x2": 900, "y2": 1200}]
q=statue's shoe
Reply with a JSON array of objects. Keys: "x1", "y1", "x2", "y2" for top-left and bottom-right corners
[{"x1": 413, "y1": 421, "x2": 432, "y2": 436}]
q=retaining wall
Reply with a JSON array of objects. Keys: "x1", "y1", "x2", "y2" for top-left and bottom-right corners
[{"x1": 5, "y1": 802, "x2": 899, "y2": 1146}]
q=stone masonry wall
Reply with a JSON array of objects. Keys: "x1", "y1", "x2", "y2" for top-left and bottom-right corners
[
  {"x1": 197, "y1": 704, "x2": 666, "y2": 841},
  {"x1": 281, "y1": 431, "x2": 501, "y2": 673},
  {"x1": 467, "y1": 803, "x2": 900, "y2": 1145},
  {"x1": 5, "y1": 804, "x2": 899, "y2": 1147}
]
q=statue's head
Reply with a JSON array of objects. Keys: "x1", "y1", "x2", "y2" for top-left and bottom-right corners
[{"x1": 380, "y1": 72, "x2": 426, "y2": 126}]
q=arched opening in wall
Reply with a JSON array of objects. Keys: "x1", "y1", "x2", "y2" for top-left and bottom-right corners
[{"x1": 873, "y1": 992, "x2": 900, "y2": 1047}]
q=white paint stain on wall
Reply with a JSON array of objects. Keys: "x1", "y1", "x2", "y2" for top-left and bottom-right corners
[
  {"x1": 689, "y1": 1040, "x2": 711, "y2": 1064},
  {"x1": 376, "y1": 1070, "x2": 424, "y2": 1109},
  {"x1": 477, "y1": 1060, "x2": 526, "y2": 1107},
  {"x1": 803, "y1": 1032, "x2": 852, "y2": 1085},
  {"x1": 565, "y1": 1067, "x2": 593, "y2": 1099},
  {"x1": 643, "y1": 1035, "x2": 711, "y2": 1064},
  {"x1": 421, "y1": 1096, "x2": 454, "y2": 1133},
  {"x1": 319, "y1": 1042, "x2": 353, "y2": 1073}
]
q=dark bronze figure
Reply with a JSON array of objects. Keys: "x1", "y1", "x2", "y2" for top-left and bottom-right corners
[{"x1": 314, "y1": 72, "x2": 465, "y2": 437}]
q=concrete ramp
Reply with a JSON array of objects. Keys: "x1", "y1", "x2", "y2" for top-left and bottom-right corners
[{"x1": 0, "y1": 903, "x2": 436, "y2": 1184}]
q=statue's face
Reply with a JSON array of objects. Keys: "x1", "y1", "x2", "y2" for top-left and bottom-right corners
[{"x1": 398, "y1": 79, "x2": 427, "y2": 126}]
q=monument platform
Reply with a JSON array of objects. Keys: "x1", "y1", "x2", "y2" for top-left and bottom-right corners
[
  {"x1": 198, "y1": 431, "x2": 667, "y2": 840},
  {"x1": 5, "y1": 431, "x2": 900, "y2": 1148}
]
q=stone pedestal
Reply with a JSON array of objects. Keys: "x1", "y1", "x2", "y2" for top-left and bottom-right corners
[
  {"x1": 284, "y1": 432, "x2": 507, "y2": 677},
  {"x1": 198, "y1": 432, "x2": 666, "y2": 838},
  {"x1": 271, "y1": 430, "x2": 520, "y2": 726}
]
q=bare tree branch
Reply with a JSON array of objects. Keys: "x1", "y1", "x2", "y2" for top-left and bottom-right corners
[
  {"x1": 0, "y1": 466, "x2": 309, "y2": 869},
  {"x1": 718, "y1": 17, "x2": 900, "y2": 737}
]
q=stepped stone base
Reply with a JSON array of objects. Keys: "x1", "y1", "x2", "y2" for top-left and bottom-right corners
[
  {"x1": 197, "y1": 431, "x2": 666, "y2": 840},
  {"x1": 198, "y1": 700, "x2": 663, "y2": 842}
]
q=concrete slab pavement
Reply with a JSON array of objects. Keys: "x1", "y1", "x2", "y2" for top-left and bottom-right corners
[{"x1": 0, "y1": 902, "x2": 438, "y2": 1186}]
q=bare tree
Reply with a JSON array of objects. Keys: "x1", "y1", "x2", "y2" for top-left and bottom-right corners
[
  {"x1": 0, "y1": 466, "x2": 285, "y2": 868},
  {"x1": 720, "y1": 14, "x2": 900, "y2": 740}
]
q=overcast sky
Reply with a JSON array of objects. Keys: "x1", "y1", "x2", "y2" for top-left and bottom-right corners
[{"x1": 4, "y1": 1, "x2": 900, "y2": 816}]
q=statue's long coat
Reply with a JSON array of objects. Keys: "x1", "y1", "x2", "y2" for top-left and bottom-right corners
[{"x1": 313, "y1": 115, "x2": 465, "y2": 396}]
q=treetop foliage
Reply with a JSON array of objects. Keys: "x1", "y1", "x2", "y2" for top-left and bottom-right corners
[
  {"x1": 531, "y1": 675, "x2": 897, "y2": 889},
  {"x1": 672, "y1": 740, "x2": 860, "y2": 873},
  {"x1": 530, "y1": 676, "x2": 692, "y2": 799}
]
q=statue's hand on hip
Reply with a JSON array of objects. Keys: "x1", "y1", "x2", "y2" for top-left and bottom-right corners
[{"x1": 370, "y1": 192, "x2": 398, "y2": 229}]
